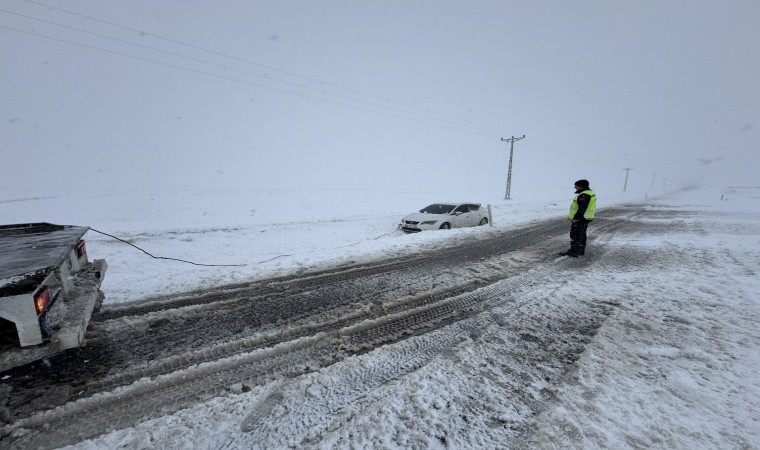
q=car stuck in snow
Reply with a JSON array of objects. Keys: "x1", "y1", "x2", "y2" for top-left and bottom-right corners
[{"x1": 401, "y1": 203, "x2": 490, "y2": 233}]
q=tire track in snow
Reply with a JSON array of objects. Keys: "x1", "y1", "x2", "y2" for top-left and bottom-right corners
[
  {"x1": 229, "y1": 270, "x2": 619, "y2": 449},
  {"x1": 2, "y1": 269, "x2": 544, "y2": 449},
  {"x1": 239, "y1": 327, "x2": 471, "y2": 445}
]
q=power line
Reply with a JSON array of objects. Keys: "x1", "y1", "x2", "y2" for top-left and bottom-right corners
[
  {"x1": 1, "y1": 8, "x2": 503, "y2": 135},
  {"x1": 20, "y1": 0, "x2": 507, "y2": 135},
  {"x1": 0, "y1": 24, "x2": 500, "y2": 138}
]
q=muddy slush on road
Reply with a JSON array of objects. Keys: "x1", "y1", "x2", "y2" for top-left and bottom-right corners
[{"x1": 0, "y1": 206, "x2": 665, "y2": 449}]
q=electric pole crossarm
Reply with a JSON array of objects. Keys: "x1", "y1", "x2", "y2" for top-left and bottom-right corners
[{"x1": 500, "y1": 135, "x2": 526, "y2": 200}]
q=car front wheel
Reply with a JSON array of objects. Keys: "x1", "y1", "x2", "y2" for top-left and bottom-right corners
[
  {"x1": 440, "y1": 222, "x2": 451, "y2": 230},
  {"x1": 479, "y1": 217, "x2": 488, "y2": 226}
]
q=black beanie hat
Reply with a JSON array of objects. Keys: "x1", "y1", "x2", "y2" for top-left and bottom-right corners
[{"x1": 574, "y1": 179, "x2": 590, "y2": 189}]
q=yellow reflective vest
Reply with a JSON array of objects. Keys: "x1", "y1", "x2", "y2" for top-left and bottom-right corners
[{"x1": 569, "y1": 189, "x2": 596, "y2": 220}]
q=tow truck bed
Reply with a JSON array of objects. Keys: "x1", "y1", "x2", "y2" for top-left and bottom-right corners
[{"x1": 0, "y1": 223, "x2": 106, "y2": 372}]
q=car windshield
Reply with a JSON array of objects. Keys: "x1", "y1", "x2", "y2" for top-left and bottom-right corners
[{"x1": 419, "y1": 204, "x2": 456, "y2": 214}]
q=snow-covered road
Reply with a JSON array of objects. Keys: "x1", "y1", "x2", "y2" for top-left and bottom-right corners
[{"x1": 1, "y1": 188, "x2": 759, "y2": 449}]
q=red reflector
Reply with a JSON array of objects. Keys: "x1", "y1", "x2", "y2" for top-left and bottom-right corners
[
  {"x1": 34, "y1": 287, "x2": 52, "y2": 315},
  {"x1": 77, "y1": 240, "x2": 87, "y2": 258}
]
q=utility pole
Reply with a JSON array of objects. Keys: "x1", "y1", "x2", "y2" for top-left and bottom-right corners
[
  {"x1": 651, "y1": 171, "x2": 657, "y2": 189},
  {"x1": 500, "y1": 135, "x2": 526, "y2": 200},
  {"x1": 623, "y1": 168, "x2": 633, "y2": 192}
]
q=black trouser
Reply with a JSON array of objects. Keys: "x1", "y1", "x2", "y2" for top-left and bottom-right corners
[{"x1": 570, "y1": 220, "x2": 590, "y2": 254}]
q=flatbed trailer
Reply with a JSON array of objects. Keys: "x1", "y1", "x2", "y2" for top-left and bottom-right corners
[{"x1": 0, "y1": 223, "x2": 106, "y2": 372}]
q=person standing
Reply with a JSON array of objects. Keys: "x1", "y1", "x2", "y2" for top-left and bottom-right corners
[{"x1": 559, "y1": 179, "x2": 596, "y2": 257}]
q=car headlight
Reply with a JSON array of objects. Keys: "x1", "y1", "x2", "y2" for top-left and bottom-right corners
[{"x1": 421, "y1": 220, "x2": 438, "y2": 225}]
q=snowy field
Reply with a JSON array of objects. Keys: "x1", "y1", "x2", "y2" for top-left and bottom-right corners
[{"x1": 3, "y1": 186, "x2": 760, "y2": 449}]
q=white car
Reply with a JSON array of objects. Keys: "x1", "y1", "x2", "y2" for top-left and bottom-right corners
[{"x1": 401, "y1": 203, "x2": 489, "y2": 233}]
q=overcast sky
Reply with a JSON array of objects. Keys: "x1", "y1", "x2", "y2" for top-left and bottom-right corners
[{"x1": 1, "y1": 0, "x2": 758, "y2": 197}]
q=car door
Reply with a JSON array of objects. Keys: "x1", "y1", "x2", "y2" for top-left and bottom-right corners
[
  {"x1": 466, "y1": 204, "x2": 482, "y2": 226},
  {"x1": 451, "y1": 204, "x2": 469, "y2": 228}
]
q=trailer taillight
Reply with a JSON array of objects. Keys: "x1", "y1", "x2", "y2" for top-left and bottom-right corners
[
  {"x1": 76, "y1": 240, "x2": 87, "y2": 258},
  {"x1": 34, "y1": 287, "x2": 52, "y2": 315}
]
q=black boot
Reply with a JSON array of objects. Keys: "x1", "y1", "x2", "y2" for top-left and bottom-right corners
[{"x1": 560, "y1": 241, "x2": 581, "y2": 257}]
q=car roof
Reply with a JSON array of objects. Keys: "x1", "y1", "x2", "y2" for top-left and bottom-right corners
[{"x1": 428, "y1": 202, "x2": 481, "y2": 206}]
